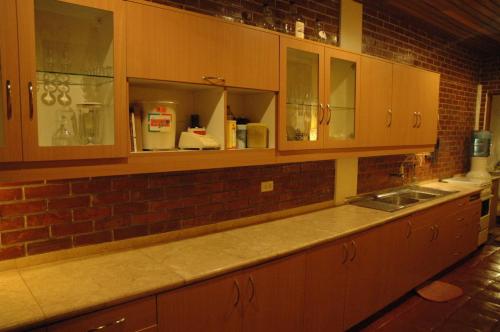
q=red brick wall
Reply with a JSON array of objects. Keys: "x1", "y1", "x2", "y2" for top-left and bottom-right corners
[
  {"x1": 0, "y1": 161, "x2": 334, "y2": 261},
  {"x1": 150, "y1": 0, "x2": 340, "y2": 40},
  {"x1": 357, "y1": 2, "x2": 482, "y2": 193}
]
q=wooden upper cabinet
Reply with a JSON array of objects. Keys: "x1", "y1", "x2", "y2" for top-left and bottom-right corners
[
  {"x1": 279, "y1": 37, "x2": 325, "y2": 151},
  {"x1": 392, "y1": 64, "x2": 439, "y2": 146},
  {"x1": 220, "y1": 22, "x2": 279, "y2": 91},
  {"x1": 126, "y1": 1, "x2": 279, "y2": 91},
  {"x1": 359, "y1": 56, "x2": 394, "y2": 147},
  {"x1": 0, "y1": 0, "x2": 23, "y2": 162},
  {"x1": 16, "y1": 0, "x2": 128, "y2": 161},
  {"x1": 323, "y1": 48, "x2": 361, "y2": 149}
]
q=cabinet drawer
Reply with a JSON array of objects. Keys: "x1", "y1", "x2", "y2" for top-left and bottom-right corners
[
  {"x1": 47, "y1": 297, "x2": 157, "y2": 332},
  {"x1": 451, "y1": 200, "x2": 481, "y2": 225}
]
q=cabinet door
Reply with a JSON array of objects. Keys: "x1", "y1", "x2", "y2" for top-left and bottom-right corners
[
  {"x1": 324, "y1": 48, "x2": 360, "y2": 148},
  {"x1": 358, "y1": 56, "x2": 396, "y2": 147},
  {"x1": 279, "y1": 37, "x2": 324, "y2": 151},
  {"x1": 126, "y1": 2, "x2": 220, "y2": 85},
  {"x1": 158, "y1": 274, "x2": 242, "y2": 332},
  {"x1": 220, "y1": 23, "x2": 279, "y2": 91},
  {"x1": 385, "y1": 216, "x2": 413, "y2": 302},
  {"x1": 17, "y1": 0, "x2": 128, "y2": 161},
  {"x1": 0, "y1": 0, "x2": 23, "y2": 162},
  {"x1": 243, "y1": 254, "x2": 306, "y2": 332},
  {"x1": 344, "y1": 225, "x2": 393, "y2": 329},
  {"x1": 48, "y1": 296, "x2": 157, "y2": 332},
  {"x1": 304, "y1": 240, "x2": 348, "y2": 332},
  {"x1": 392, "y1": 64, "x2": 439, "y2": 146}
]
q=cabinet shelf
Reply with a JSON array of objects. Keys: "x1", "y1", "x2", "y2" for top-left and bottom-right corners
[
  {"x1": 330, "y1": 106, "x2": 355, "y2": 111},
  {"x1": 37, "y1": 70, "x2": 113, "y2": 86}
]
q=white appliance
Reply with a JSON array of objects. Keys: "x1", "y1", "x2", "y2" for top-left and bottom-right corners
[
  {"x1": 140, "y1": 101, "x2": 176, "y2": 150},
  {"x1": 178, "y1": 132, "x2": 220, "y2": 150},
  {"x1": 443, "y1": 177, "x2": 492, "y2": 245}
]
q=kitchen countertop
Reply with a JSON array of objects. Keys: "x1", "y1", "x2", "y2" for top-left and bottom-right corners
[{"x1": 0, "y1": 181, "x2": 481, "y2": 331}]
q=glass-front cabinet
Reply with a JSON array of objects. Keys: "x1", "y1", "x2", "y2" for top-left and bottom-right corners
[
  {"x1": 279, "y1": 37, "x2": 360, "y2": 151},
  {"x1": 17, "y1": 0, "x2": 127, "y2": 161},
  {"x1": 324, "y1": 48, "x2": 360, "y2": 148},
  {"x1": 0, "y1": 0, "x2": 23, "y2": 162},
  {"x1": 279, "y1": 37, "x2": 324, "y2": 150}
]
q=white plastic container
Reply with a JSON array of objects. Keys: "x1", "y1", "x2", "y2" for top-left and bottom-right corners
[{"x1": 140, "y1": 101, "x2": 176, "y2": 150}]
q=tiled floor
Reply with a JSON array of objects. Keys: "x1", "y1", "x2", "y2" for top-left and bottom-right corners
[{"x1": 354, "y1": 227, "x2": 500, "y2": 332}]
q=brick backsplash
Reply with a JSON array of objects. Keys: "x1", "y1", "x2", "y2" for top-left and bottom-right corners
[
  {"x1": 357, "y1": 2, "x2": 483, "y2": 194},
  {"x1": 0, "y1": 161, "x2": 334, "y2": 261}
]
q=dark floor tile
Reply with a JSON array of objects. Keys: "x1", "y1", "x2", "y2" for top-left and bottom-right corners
[
  {"x1": 466, "y1": 298, "x2": 500, "y2": 320},
  {"x1": 436, "y1": 321, "x2": 483, "y2": 332},
  {"x1": 474, "y1": 289, "x2": 500, "y2": 306},
  {"x1": 446, "y1": 306, "x2": 498, "y2": 332},
  {"x1": 487, "y1": 281, "x2": 500, "y2": 293},
  {"x1": 461, "y1": 267, "x2": 500, "y2": 280},
  {"x1": 388, "y1": 295, "x2": 471, "y2": 330}
]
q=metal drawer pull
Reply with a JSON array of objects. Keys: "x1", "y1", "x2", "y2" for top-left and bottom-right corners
[
  {"x1": 326, "y1": 104, "x2": 332, "y2": 125},
  {"x1": 457, "y1": 217, "x2": 465, "y2": 222},
  {"x1": 6, "y1": 80, "x2": 12, "y2": 119},
  {"x1": 202, "y1": 76, "x2": 226, "y2": 84},
  {"x1": 233, "y1": 280, "x2": 240, "y2": 307},
  {"x1": 350, "y1": 240, "x2": 357, "y2": 261},
  {"x1": 417, "y1": 112, "x2": 422, "y2": 128},
  {"x1": 406, "y1": 221, "x2": 412, "y2": 238},
  {"x1": 88, "y1": 317, "x2": 125, "y2": 332},
  {"x1": 342, "y1": 243, "x2": 349, "y2": 264},
  {"x1": 413, "y1": 112, "x2": 418, "y2": 128},
  {"x1": 386, "y1": 109, "x2": 392, "y2": 127},
  {"x1": 319, "y1": 104, "x2": 325, "y2": 124},
  {"x1": 435, "y1": 225, "x2": 440, "y2": 239},
  {"x1": 430, "y1": 226, "x2": 436, "y2": 242},
  {"x1": 248, "y1": 276, "x2": 255, "y2": 303},
  {"x1": 28, "y1": 81, "x2": 34, "y2": 119}
]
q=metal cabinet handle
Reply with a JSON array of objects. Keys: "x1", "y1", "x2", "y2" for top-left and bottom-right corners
[
  {"x1": 6, "y1": 80, "x2": 12, "y2": 120},
  {"x1": 386, "y1": 109, "x2": 392, "y2": 127},
  {"x1": 233, "y1": 280, "x2": 240, "y2": 307},
  {"x1": 202, "y1": 76, "x2": 226, "y2": 84},
  {"x1": 435, "y1": 225, "x2": 439, "y2": 239},
  {"x1": 342, "y1": 243, "x2": 348, "y2": 264},
  {"x1": 430, "y1": 225, "x2": 436, "y2": 242},
  {"x1": 326, "y1": 104, "x2": 332, "y2": 125},
  {"x1": 417, "y1": 112, "x2": 422, "y2": 128},
  {"x1": 28, "y1": 81, "x2": 34, "y2": 119},
  {"x1": 412, "y1": 112, "x2": 418, "y2": 128},
  {"x1": 248, "y1": 276, "x2": 255, "y2": 303},
  {"x1": 319, "y1": 103, "x2": 325, "y2": 124},
  {"x1": 457, "y1": 217, "x2": 465, "y2": 222},
  {"x1": 349, "y1": 240, "x2": 357, "y2": 261},
  {"x1": 88, "y1": 317, "x2": 126, "y2": 332},
  {"x1": 406, "y1": 221, "x2": 412, "y2": 238}
]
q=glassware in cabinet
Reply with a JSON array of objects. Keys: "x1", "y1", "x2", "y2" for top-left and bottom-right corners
[
  {"x1": 325, "y1": 49, "x2": 360, "y2": 147},
  {"x1": 17, "y1": 0, "x2": 127, "y2": 161},
  {"x1": 280, "y1": 39, "x2": 325, "y2": 151}
]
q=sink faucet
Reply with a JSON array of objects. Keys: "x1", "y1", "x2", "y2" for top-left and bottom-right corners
[{"x1": 390, "y1": 155, "x2": 418, "y2": 184}]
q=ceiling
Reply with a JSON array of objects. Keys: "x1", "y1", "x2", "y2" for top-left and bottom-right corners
[{"x1": 363, "y1": 0, "x2": 500, "y2": 55}]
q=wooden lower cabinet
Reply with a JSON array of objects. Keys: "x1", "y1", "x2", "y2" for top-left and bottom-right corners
[
  {"x1": 47, "y1": 296, "x2": 157, "y2": 332},
  {"x1": 157, "y1": 272, "x2": 242, "y2": 332},
  {"x1": 304, "y1": 241, "x2": 349, "y2": 332},
  {"x1": 343, "y1": 225, "x2": 394, "y2": 329},
  {"x1": 40, "y1": 196, "x2": 481, "y2": 332},
  {"x1": 157, "y1": 254, "x2": 306, "y2": 332}
]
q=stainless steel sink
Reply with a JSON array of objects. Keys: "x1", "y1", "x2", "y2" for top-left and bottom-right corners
[{"x1": 349, "y1": 185, "x2": 457, "y2": 212}]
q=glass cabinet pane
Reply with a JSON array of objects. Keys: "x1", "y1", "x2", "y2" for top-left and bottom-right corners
[
  {"x1": 34, "y1": 0, "x2": 114, "y2": 147},
  {"x1": 286, "y1": 48, "x2": 319, "y2": 142},
  {"x1": 329, "y1": 57, "x2": 356, "y2": 140}
]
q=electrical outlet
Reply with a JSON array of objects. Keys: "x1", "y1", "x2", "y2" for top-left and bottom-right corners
[{"x1": 261, "y1": 181, "x2": 274, "y2": 192}]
